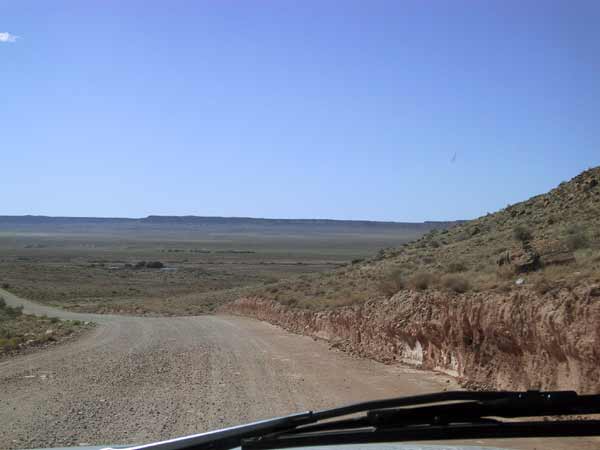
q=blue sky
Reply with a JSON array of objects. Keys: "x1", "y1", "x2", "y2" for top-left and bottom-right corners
[{"x1": 1, "y1": 1, "x2": 599, "y2": 221}]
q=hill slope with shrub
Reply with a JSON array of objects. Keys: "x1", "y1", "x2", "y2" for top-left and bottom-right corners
[{"x1": 249, "y1": 167, "x2": 600, "y2": 308}]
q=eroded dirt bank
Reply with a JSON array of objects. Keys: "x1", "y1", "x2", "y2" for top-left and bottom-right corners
[{"x1": 225, "y1": 285, "x2": 600, "y2": 393}]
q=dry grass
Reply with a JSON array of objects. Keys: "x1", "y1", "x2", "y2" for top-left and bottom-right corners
[
  {"x1": 532, "y1": 277, "x2": 556, "y2": 295},
  {"x1": 0, "y1": 226, "x2": 428, "y2": 315},
  {"x1": 408, "y1": 272, "x2": 437, "y2": 291},
  {"x1": 0, "y1": 297, "x2": 87, "y2": 354},
  {"x1": 446, "y1": 261, "x2": 468, "y2": 273},
  {"x1": 379, "y1": 269, "x2": 405, "y2": 297},
  {"x1": 442, "y1": 275, "x2": 471, "y2": 293}
]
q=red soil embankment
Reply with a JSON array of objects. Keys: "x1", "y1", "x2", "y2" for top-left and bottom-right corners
[{"x1": 225, "y1": 286, "x2": 600, "y2": 392}]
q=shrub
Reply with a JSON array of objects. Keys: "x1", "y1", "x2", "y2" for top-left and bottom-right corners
[
  {"x1": 281, "y1": 297, "x2": 298, "y2": 307},
  {"x1": 0, "y1": 338, "x2": 10, "y2": 351},
  {"x1": 495, "y1": 283, "x2": 512, "y2": 293},
  {"x1": 496, "y1": 265, "x2": 515, "y2": 280},
  {"x1": 134, "y1": 261, "x2": 147, "y2": 269},
  {"x1": 513, "y1": 225, "x2": 533, "y2": 243},
  {"x1": 409, "y1": 272, "x2": 436, "y2": 291},
  {"x1": 566, "y1": 233, "x2": 589, "y2": 250},
  {"x1": 446, "y1": 262, "x2": 467, "y2": 273},
  {"x1": 421, "y1": 256, "x2": 435, "y2": 264},
  {"x1": 565, "y1": 226, "x2": 590, "y2": 250},
  {"x1": 442, "y1": 275, "x2": 471, "y2": 293},
  {"x1": 146, "y1": 261, "x2": 164, "y2": 269},
  {"x1": 533, "y1": 277, "x2": 554, "y2": 295},
  {"x1": 1, "y1": 304, "x2": 23, "y2": 318},
  {"x1": 0, "y1": 337, "x2": 21, "y2": 352},
  {"x1": 379, "y1": 270, "x2": 405, "y2": 297}
]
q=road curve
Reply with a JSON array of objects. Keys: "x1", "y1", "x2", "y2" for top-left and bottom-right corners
[
  {"x1": 0, "y1": 289, "x2": 456, "y2": 449},
  {"x1": 1, "y1": 289, "x2": 598, "y2": 450}
]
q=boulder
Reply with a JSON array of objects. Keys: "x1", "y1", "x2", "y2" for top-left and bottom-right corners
[
  {"x1": 497, "y1": 240, "x2": 574, "y2": 273},
  {"x1": 510, "y1": 245, "x2": 540, "y2": 273}
]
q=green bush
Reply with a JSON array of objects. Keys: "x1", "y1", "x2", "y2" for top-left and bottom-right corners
[
  {"x1": 0, "y1": 328, "x2": 12, "y2": 338},
  {"x1": 0, "y1": 301, "x2": 23, "y2": 318},
  {"x1": 0, "y1": 338, "x2": 10, "y2": 351},
  {"x1": 0, "y1": 337, "x2": 21, "y2": 352}
]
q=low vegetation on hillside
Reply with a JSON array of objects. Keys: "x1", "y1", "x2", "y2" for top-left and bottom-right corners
[
  {"x1": 250, "y1": 167, "x2": 600, "y2": 309},
  {"x1": 0, "y1": 297, "x2": 88, "y2": 355}
]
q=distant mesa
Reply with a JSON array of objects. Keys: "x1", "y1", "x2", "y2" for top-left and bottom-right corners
[{"x1": 0, "y1": 214, "x2": 464, "y2": 234}]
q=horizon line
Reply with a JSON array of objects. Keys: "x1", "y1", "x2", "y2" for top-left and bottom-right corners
[{"x1": 0, "y1": 213, "x2": 465, "y2": 225}]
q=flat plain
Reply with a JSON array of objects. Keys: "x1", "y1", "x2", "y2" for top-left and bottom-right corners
[{"x1": 0, "y1": 216, "x2": 449, "y2": 315}]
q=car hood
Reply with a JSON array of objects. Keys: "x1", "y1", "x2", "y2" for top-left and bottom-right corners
[{"x1": 26, "y1": 444, "x2": 514, "y2": 450}]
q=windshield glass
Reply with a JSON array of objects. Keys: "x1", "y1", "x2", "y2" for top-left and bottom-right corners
[{"x1": 1, "y1": 2, "x2": 599, "y2": 450}]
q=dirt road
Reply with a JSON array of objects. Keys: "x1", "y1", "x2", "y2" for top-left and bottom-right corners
[
  {"x1": 0, "y1": 289, "x2": 456, "y2": 449},
  {"x1": 1, "y1": 289, "x2": 598, "y2": 450}
]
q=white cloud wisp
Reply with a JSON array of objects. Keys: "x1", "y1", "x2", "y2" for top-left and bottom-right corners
[{"x1": 0, "y1": 32, "x2": 18, "y2": 43}]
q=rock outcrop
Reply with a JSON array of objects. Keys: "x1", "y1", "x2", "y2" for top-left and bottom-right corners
[{"x1": 497, "y1": 239, "x2": 575, "y2": 273}]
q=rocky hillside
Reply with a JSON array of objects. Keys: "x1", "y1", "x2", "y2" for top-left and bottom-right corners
[
  {"x1": 247, "y1": 167, "x2": 600, "y2": 308},
  {"x1": 230, "y1": 167, "x2": 600, "y2": 392}
]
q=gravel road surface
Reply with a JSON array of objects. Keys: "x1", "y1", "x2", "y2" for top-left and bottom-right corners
[{"x1": 1, "y1": 289, "x2": 598, "y2": 450}]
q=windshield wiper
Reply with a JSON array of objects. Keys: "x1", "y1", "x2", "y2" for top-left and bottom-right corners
[
  {"x1": 244, "y1": 390, "x2": 600, "y2": 450},
  {"x1": 105, "y1": 391, "x2": 600, "y2": 450}
]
